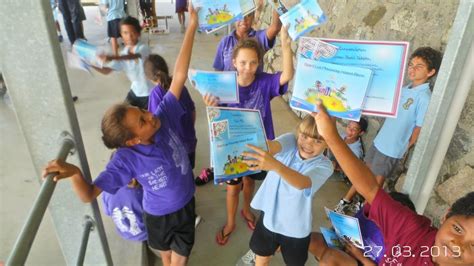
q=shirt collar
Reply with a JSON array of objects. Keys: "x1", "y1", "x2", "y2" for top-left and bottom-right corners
[{"x1": 406, "y1": 82, "x2": 430, "y2": 91}]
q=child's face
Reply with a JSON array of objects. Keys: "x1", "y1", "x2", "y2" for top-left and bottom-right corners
[
  {"x1": 297, "y1": 133, "x2": 327, "y2": 159},
  {"x1": 433, "y1": 215, "x2": 474, "y2": 265},
  {"x1": 123, "y1": 107, "x2": 160, "y2": 145},
  {"x1": 407, "y1": 56, "x2": 436, "y2": 86},
  {"x1": 120, "y1": 24, "x2": 140, "y2": 47},
  {"x1": 345, "y1": 121, "x2": 363, "y2": 141},
  {"x1": 233, "y1": 48, "x2": 259, "y2": 79},
  {"x1": 235, "y1": 14, "x2": 254, "y2": 34}
]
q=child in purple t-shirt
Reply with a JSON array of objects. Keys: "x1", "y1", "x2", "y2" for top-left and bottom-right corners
[
  {"x1": 144, "y1": 54, "x2": 197, "y2": 169},
  {"x1": 311, "y1": 102, "x2": 474, "y2": 266},
  {"x1": 213, "y1": 9, "x2": 282, "y2": 72},
  {"x1": 204, "y1": 27, "x2": 294, "y2": 246},
  {"x1": 42, "y1": 7, "x2": 200, "y2": 265}
]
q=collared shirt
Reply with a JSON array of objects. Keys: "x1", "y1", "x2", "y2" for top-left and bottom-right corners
[
  {"x1": 100, "y1": 0, "x2": 126, "y2": 21},
  {"x1": 213, "y1": 29, "x2": 275, "y2": 72},
  {"x1": 374, "y1": 83, "x2": 431, "y2": 158},
  {"x1": 251, "y1": 133, "x2": 333, "y2": 238}
]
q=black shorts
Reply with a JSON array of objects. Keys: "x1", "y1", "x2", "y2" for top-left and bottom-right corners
[
  {"x1": 188, "y1": 152, "x2": 195, "y2": 170},
  {"x1": 107, "y1": 18, "x2": 122, "y2": 38},
  {"x1": 125, "y1": 90, "x2": 149, "y2": 109},
  {"x1": 144, "y1": 197, "x2": 196, "y2": 257},
  {"x1": 226, "y1": 171, "x2": 267, "y2": 185},
  {"x1": 250, "y1": 213, "x2": 310, "y2": 266}
]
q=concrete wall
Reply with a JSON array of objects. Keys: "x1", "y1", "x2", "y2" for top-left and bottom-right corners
[{"x1": 258, "y1": 0, "x2": 473, "y2": 224}]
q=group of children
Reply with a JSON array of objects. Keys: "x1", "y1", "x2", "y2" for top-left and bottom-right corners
[{"x1": 42, "y1": 3, "x2": 474, "y2": 266}]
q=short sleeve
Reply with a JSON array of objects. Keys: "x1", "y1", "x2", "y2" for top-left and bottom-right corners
[
  {"x1": 157, "y1": 92, "x2": 186, "y2": 132},
  {"x1": 303, "y1": 160, "x2": 333, "y2": 197},
  {"x1": 275, "y1": 133, "x2": 297, "y2": 155},
  {"x1": 213, "y1": 39, "x2": 226, "y2": 71},
  {"x1": 415, "y1": 94, "x2": 430, "y2": 127},
  {"x1": 256, "y1": 29, "x2": 275, "y2": 51},
  {"x1": 94, "y1": 154, "x2": 134, "y2": 194},
  {"x1": 135, "y1": 43, "x2": 150, "y2": 59},
  {"x1": 148, "y1": 86, "x2": 165, "y2": 114},
  {"x1": 267, "y1": 72, "x2": 288, "y2": 98}
]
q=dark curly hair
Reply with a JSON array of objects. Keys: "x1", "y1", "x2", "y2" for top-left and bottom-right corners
[
  {"x1": 120, "y1": 16, "x2": 142, "y2": 35},
  {"x1": 101, "y1": 103, "x2": 135, "y2": 149},
  {"x1": 446, "y1": 192, "x2": 474, "y2": 219},
  {"x1": 232, "y1": 38, "x2": 264, "y2": 63},
  {"x1": 389, "y1": 191, "x2": 416, "y2": 212},
  {"x1": 410, "y1": 47, "x2": 443, "y2": 76},
  {"x1": 144, "y1": 54, "x2": 172, "y2": 90}
]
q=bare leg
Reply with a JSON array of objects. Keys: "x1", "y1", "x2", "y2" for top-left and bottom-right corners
[
  {"x1": 255, "y1": 255, "x2": 271, "y2": 266},
  {"x1": 111, "y1": 37, "x2": 119, "y2": 56},
  {"x1": 309, "y1": 232, "x2": 358, "y2": 266},
  {"x1": 343, "y1": 185, "x2": 358, "y2": 202},
  {"x1": 170, "y1": 251, "x2": 187, "y2": 266},
  {"x1": 224, "y1": 184, "x2": 240, "y2": 235},
  {"x1": 375, "y1": 175, "x2": 385, "y2": 187},
  {"x1": 242, "y1": 176, "x2": 256, "y2": 224}
]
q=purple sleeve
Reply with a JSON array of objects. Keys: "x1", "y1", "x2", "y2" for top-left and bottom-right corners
[
  {"x1": 213, "y1": 38, "x2": 226, "y2": 71},
  {"x1": 94, "y1": 154, "x2": 133, "y2": 194},
  {"x1": 180, "y1": 87, "x2": 196, "y2": 112},
  {"x1": 147, "y1": 85, "x2": 166, "y2": 114},
  {"x1": 256, "y1": 29, "x2": 275, "y2": 51},
  {"x1": 267, "y1": 72, "x2": 288, "y2": 98},
  {"x1": 157, "y1": 92, "x2": 186, "y2": 132}
]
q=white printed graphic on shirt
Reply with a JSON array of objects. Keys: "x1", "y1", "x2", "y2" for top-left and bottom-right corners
[
  {"x1": 168, "y1": 128, "x2": 189, "y2": 175},
  {"x1": 112, "y1": 206, "x2": 142, "y2": 236},
  {"x1": 140, "y1": 165, "x2": 169, "y2": 191}
]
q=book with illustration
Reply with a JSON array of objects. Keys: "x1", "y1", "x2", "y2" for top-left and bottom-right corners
[
  {"x1": 324, "y1": 207, "x2": 364, "y2": 249},
  {"x1": 205, "y1": 0, "x2": 257, "y2": 34},
  {"x1": 71, "y1": 39, "x2": 104, "y2": 69},
  {"x1": 279, "y1": 0, "x2": 326, "y2": 40},
  {"x1": 188, "y1": 69, "x2": 239, "y2": 104},
  {"x1": 290, "y1": 56, "x2": 373, "y2": 121},
  {"x1": 193, "y1": 0, "x2": 243, "y2": 33},
  {"x1": 297, "y1": 37, "x2": 339, "y2": 61},
  {"x1": 207, "y1": 107, "x2": 268, "y2": 184}
]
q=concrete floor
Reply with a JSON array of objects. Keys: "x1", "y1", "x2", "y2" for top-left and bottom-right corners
[{"x1": 0, "y1": 3, "x2": 348, "y2": 265}]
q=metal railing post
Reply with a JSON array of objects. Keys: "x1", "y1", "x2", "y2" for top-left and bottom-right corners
[
  {"x1": 6, "y1": 132, "x2": 75, "y2": 266},
  {"x1": 76, "y1": 216, "x2": 95, "y2": 266}
]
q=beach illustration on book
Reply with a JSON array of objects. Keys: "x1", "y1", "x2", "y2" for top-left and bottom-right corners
[
  {"x1": 290, "y1": 57, "x2": 372, "y2": 121},
  {"x1": 279, "y1": 0, "x2": 326, "y2": 40},
  {"x1": 324, "y1": 207, "x2": 365, "y2": 249},
  {"x1": 207, "y1": 107, "x2": 268, "y2": 184},
  {"x1": 320, "y1": 227, "x2": 344, "y2": 249},
  {"x1": 194, "y1": 0, "x2": 243, "y2": 31}
]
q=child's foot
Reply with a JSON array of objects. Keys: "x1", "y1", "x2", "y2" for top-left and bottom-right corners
[
  {"x1": 216, "y1": 225, "x2": 235, "y2": 246},
  {"x1": 334, "y1": 198, "x2": 351, "y2": 214},
  {"x1": 236, "y1": 249, "x2": 256, "y2": 266},
  {"x1": 240, "y1": 210, "x2": 256, "y2": 230},
  {"x1": 195, "y1": 168, "x2": 213, "y2": 186}
]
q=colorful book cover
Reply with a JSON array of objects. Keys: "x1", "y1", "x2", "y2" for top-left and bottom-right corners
[
  {"x1": 317, "y1": 39, "x2": 409, "y2": 118},
  {"x1": 72, "y1": 39, "x2": 103, "y2": 68},
  {"x1": 207, "y1": 107, "x2": 268, "y2": 184},
  {"x1": 320, "y1": 227, "x2": 344, "y2": 249},
  {"x1": 290, "y1": 56, "x2": 373, "y2": 121},
  {"x1": 193, "y1": 0, "x2": 243, "y2": 32},
  {"x1": 205, "y1": 0, "x2": 256, "y2": 34},
  {"x1": 325, "y1": 207, "x2": 364, "y2": 249},
  {"x1": 279, "y1": 0, "x2": 327, "y2": 40},
  {"x1": 188, "y1": 69, "x2": 239, "y2": 104},
  {"x1": 297, "y1": 37, "x2": 339, "y2": 60}
]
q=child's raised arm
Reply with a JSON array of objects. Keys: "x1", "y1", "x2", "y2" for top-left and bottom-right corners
[
  {"x1": 279, "y1": 27, "x2": 294, "y2": 86},
  {"x1": 242, "y1": 144, "x2": 311, "y2": 190},
  {"x1": 168, "y1": 5, "x2": 199, "y2": 100},
  {"x1": 42, "y1": 160, "x2": 102, "y2": 202},
  {"x1": 265, "y1": 10, "x2": 282, "y2": 41},
  {"x1": 311, "y1": 102, "x2": 379, "y2": 203}
]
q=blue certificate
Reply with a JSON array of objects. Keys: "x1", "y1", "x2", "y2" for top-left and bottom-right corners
[
  {"x1": 318, "y1": 39, "x2": 409, "y2": 117},
  {"x1": 188, "y1": 69, "x2": 239, "y2": 104},
  {"x1": 290, "y1": 57, "x2": 373, "y2": 121},
  {"x1": 193, "y1": 0, "x2": 243, "y2": 32},
  {"x1": 207, "y1": 107, "x2": 268, "y2": 184},
  {"x1": 279, "y1": 0, "x2": 326, "y2": 40}
]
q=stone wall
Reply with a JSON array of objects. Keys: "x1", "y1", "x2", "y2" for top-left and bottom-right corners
[{"x1": 259, "y1": 0, "x2": 473, "y2": 224}]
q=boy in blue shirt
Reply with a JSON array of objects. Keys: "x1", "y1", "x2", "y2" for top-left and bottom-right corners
[
  {"x1": 335, "y1": 47, "x2": 443, "y2": 212},
  {"x1": 100, "y1": 0, "x2": 126, "y2": 56}
]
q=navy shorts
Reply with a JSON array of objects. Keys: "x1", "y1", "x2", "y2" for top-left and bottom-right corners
[
  {"x1": 144, "y1": 197, "x2": 196, "y2": 257},
  {"x1": 250, "y1": 213, "x2": 310, "y2": 266},
  {"x1": 107, "y1": 18, "x2": 122, "y2": 38},
  {"x1": 125, "y1": 90, "x2": 149, "y2": 110}
]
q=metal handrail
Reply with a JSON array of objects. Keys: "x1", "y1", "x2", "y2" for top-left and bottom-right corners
[
  {"x1": 76, "y1": 216, "x2": 95, "y2": 266},
  {"x1": 6, "y1": 134, "x2": 75, "y2": 266}
]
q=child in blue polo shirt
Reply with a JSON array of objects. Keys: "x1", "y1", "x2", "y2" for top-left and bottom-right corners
[{"x1": 335, "y1": 47, "x2": 442, "y2": 211}]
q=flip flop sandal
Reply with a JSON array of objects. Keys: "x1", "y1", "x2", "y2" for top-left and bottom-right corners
[
  {"x1": 216, "y1": 226, "x2": 234, "y2": 246},
  {"x1": 240, "y1": 210, "x2": 256, "y2": 231}
]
